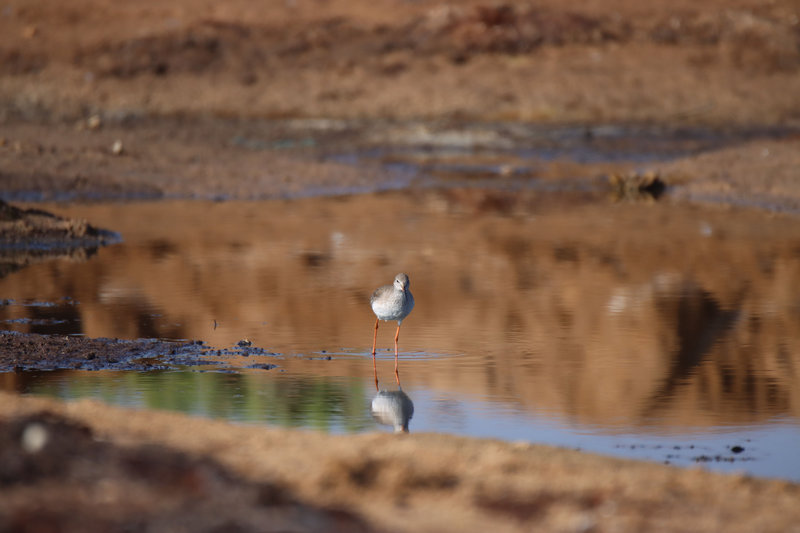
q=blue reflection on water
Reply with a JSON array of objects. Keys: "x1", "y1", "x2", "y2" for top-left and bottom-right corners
[
  {"x1": 408, "y1": 388, "x2": 800, "y2": 482},
  {"x1": 5, "y1": 368, "x2": 800, "y2": 483}
]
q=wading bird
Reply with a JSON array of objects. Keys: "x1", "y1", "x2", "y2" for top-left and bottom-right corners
[{"x1": 370, "y1": 273, "x2": 414, "y2": 383}]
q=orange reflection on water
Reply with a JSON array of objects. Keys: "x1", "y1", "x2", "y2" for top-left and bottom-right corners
[{"x1": 2, "y1": 190, "x2": 800, "y2": 431}]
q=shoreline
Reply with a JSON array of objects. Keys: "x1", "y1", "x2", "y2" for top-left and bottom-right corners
[{"x1": 2, "y1": 390, "x2": 799, "y2": 533}]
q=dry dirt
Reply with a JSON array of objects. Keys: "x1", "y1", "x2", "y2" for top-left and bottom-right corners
[
  {"x1": 3, "y1": 392, "x2": 800, "y2": 533},
  {"x1": 2, "y1": 0, "x2": 800, "y2": 531},
  {"x1": 2, "y1": 0, "x2": 800, "y2": 124}
]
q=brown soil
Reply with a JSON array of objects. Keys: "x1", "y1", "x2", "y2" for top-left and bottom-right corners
[
  {"x1": 0, "y1": 198, "x2": 117, "y2": 244},
  {"x1": 2, "y1": 0, "x2": 800, "y2": 124},
  {"x1": 0, "y1": 198, "x2": 120, "y2": 278},
  {"x1": 0, "y1": 410, "x2": 367, "y2": 533},
  {"x1": 2, "y1": 0, "x2": 800, "y2": 530}
]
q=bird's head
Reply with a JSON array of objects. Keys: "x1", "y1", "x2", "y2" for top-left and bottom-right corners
[{"x1": 394, "y1": 273, "x2": 410, "y2": 292}]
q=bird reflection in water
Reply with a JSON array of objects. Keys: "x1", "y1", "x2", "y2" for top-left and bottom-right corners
[{"x1": 371, "y1": 353, "x2": 414, "y2": 434}]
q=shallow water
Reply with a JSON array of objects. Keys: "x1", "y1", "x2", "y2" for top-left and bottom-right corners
[{"x1": 2, "y1": 190, "x2": 800, "y2": 481}]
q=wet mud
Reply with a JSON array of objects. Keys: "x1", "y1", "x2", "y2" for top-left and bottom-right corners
[
  {"x1": 2, "y1": 116, "x2": 797, "y2": 205},
  {"x1": 0, "y1": 331, "x2": 209, "y2": 372},
  {"x1": 0, "y1": 329, "x2": 294, "y2": 373}
]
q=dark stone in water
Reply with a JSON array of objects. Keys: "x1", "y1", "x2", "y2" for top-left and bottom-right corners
[{"x1": 247, "y1": 363, "x2": 278, "y2": 370}]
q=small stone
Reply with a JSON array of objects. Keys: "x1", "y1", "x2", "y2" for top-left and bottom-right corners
[
  {"x1": 21, "y1": 423, "x2": 48, "y2": 453},
  {"x1": 498, "y1": 164, "x2": 514, "y2": 176},
  {"x1": 111, "y1": 140, "x2": 123, "y2": 155},
  {"x1": 87, "y1": 114, "x2": 102, "y2": 130},
  {"x1": 731, "y1": 445, "x2": 745, "y2": 454}
]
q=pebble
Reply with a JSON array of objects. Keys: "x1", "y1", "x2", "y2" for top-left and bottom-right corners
[
  {"x1": 21, "y1": 423, "x2": 48, "y2": 453},
  {"x1": 247, "y1": 363, "x2": 278, "y2": 370},
  {"x1": 87, "y1": 114, "x2": 102, "y2": 130},
  {"x1": 111, "y1": 140, "x2": 123, "y2": 155}
]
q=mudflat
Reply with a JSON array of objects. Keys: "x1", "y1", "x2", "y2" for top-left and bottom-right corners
[{"x1": 1, "y1": 0, "x2": 800, "y2": 531}]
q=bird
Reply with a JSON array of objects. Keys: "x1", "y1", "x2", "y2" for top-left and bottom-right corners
[{"x1": 370, "y1": 273, "x2": 414, "y2": 380}]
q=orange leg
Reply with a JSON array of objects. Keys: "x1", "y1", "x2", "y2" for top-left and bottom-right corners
[
  {"x1": 372, "y1": 318, "x2": 380, "y2": 390},
  {"x1": 373, "y1": 356, "x2": 379, "y2": 391},
  {"x1": 372, "y1": 318, "x2": 379, "y2": 356},
  {"x1": 394, "y1": 324, "x2": 401, "y2": 374}
]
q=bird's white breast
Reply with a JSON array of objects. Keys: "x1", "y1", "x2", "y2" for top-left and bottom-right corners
[{"x1": 371, "y1": 288, "x2": 414, "y2": 322}]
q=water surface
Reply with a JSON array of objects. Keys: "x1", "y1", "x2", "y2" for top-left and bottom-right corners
[{"x1": 2, "y1": 190, "x2": 800, "y2": 481}]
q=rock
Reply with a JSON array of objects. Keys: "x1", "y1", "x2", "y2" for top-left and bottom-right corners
[
  {"x1": 247, "y1": 363, "x2": 277, "y2": 370},
  {"x1": 87, "y1": 114, "x2": 102, "y2": 130}
]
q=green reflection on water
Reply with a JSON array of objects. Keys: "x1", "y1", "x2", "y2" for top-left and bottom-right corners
[{"x1": 11, "y1": 369, "x2": 373, "y2": 433}]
